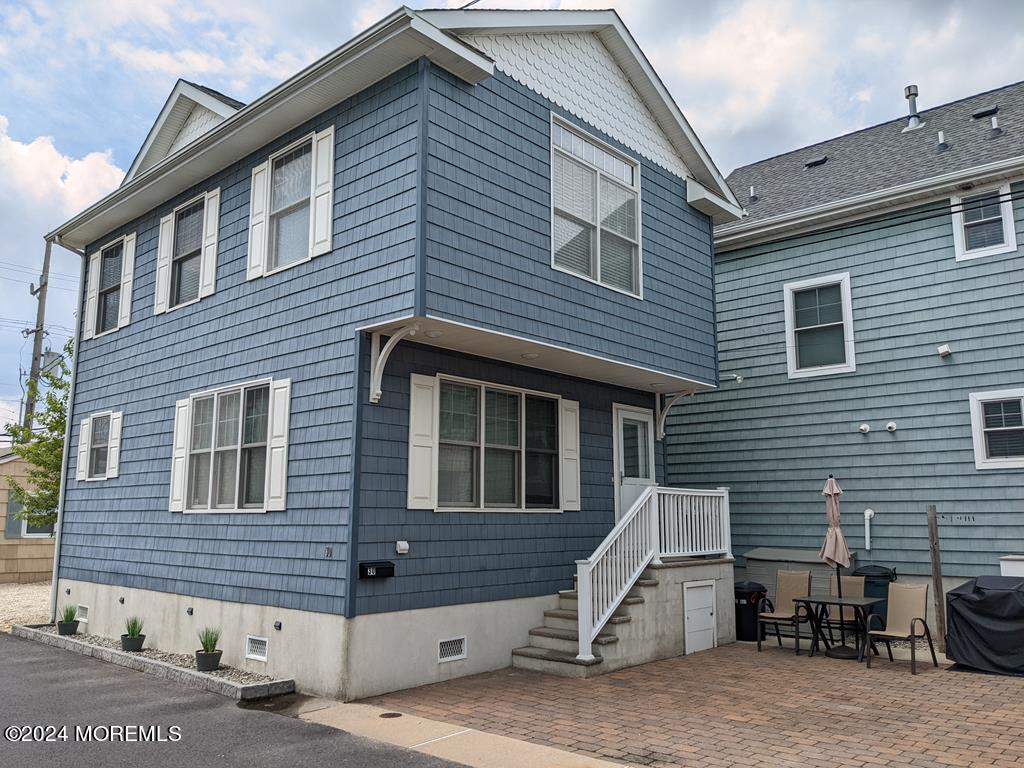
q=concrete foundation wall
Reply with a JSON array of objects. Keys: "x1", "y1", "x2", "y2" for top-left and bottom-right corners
[
  {"x1": 58, "y1": 579, "x2": 348, "y2": 699},
  {"x1": 57, "y1": 579, "x2": 557, "y2": 701},
  {"x1": 601, "y1": 558, "x2": 735, "y2": 672},
  {"x1": 346, "y1": 594, "x2": 558, "y2": 700}
]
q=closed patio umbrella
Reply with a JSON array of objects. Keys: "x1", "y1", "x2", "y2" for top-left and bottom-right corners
[{"x1": 819, "y1": 474, "x2": 856, "y2": 658}]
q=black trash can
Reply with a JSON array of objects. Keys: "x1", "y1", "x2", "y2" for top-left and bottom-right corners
[
  {"x1": 735, "y1": 580, "x2": 766, "y2": 641},
  {"x1": 852, "y1": 565, "x2": 897, "y2": 624}
]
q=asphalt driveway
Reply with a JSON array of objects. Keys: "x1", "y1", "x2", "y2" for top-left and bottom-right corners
[{"x1": 0, "y1": 633, "x2": 460, "y2": 768}]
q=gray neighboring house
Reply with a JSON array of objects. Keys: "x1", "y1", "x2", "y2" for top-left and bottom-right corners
[
  {"x1": 46, "y1": 9, "x2": 744, "y2": 700},
  {"x1": 667, "y1": 81, "x2": 1024, "y2": 586}
]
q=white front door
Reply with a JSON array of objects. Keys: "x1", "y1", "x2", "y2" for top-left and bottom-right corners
[
  {"x1": 613, "y1": 405, "x2": 656, "y2": 520},
  {"x1": 684, "y1": 581, "x2": 716, "y2": 654}
]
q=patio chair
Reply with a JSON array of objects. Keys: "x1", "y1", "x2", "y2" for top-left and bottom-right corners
[
  {"x1": 865, "y1": 582, "x2": 938, "y2": 675},
  {"x1": 757, "y1": 570, "x2": 812, "y2": 654}
]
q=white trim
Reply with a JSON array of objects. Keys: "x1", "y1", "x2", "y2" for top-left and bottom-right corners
[
  {"x1": 717, "y1": 159, "x2": 1024, "y2": 252},
  {"x1": 180, "y1": 377, "x2": 285, "y2": 515},
  {"x1": 159, "y1": 192, "x2": 208, "y2": 314},
  {"x1": 782, "y1": 272, "x2": 856, "y2": 380},
  {"x1": 683, "y1": 579, "x2": 717, "y2": 654},
  {"x1": 969, "y1": 389, "x2": 1024, "y2": 470},
  {"x1": 81, "y1": 410, "x2": 120, "y2": 482},
  {"x1": 437, "y1": 635, "x2": 468, "y2": 663},
  {"x1": 50, "y1": 9, "x2": 494, "y2": 249},
  {"x1": 20, "y1": 519, "x2": 54, "y2": 539},
  {"x1": 90, "y1": 235, "x2": 132, "y2": 339},
  {"x1": 951, "y1": 182, "x2": 1018, "y2": 261},
  {"x1": 549, "y1": 114, "x2": 643, "y2": 300},
  {"x1": 245, "y1": 635, "x2": 269, "y2": 662},
  {"x1": 421, "y1": 315, "x2": 716, "y2": 393},
  {"x1": 430, "y1": 373, "x2": 569, "y2": 514},
  {"x1": 611, "y1": 403, "x2": 656, "y2": 521}
]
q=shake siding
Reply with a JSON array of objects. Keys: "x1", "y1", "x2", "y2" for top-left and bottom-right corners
[
  {"x1": 666, "y1": 187, "x2": 1024, "y2": 577},
  {"x1": 61, "y1": 65, "x2": 422, "y2": 614},
  {"x1": 353, "y1": 341, "x2": 664, "y2": 615},
  {"x1": 422, "y1": 67, "x2": 718, "y2": 386}
]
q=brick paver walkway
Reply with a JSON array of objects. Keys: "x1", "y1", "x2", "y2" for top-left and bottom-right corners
[{"x1": 366, "y1": 644, "x2": 1024, "y2": 768}]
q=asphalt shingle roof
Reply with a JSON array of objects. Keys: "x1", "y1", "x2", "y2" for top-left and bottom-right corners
[
  {"x1": 719, "y1": 80, "x2": 1024, "y2": 233},
  {"x1": 183, "y1": 80, "x2": 246, "y2": 111}
]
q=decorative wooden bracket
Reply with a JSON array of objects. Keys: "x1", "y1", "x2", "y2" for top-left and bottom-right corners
[
  {"x1": 369, "y1": 324, "x2": 420, "y2": 403},
  {"x1": 655, "y1": 391, "x2": 692, "y2": 440}
]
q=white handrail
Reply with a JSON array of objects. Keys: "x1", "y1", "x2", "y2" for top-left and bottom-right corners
[{"x1": 576, "y1": 486, "x2": 731, "y2": 661}]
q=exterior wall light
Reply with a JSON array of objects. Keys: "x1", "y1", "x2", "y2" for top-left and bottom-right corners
[
  {"x1": 886, "y1": 422, "x2": 897, "y2": 432},
  {"x1": 858, "y1": 424, "x2": 870, "y2": 434}
]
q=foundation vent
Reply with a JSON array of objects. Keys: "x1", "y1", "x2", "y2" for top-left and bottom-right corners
[
  {"x1": 437, "y1": 636, "x2": 467, "y2": 663},
  {"x1": 76, "y1": 605, "x2": 89, "y2": 625},
  {"x1": 246, "y1": 635, "x2": 268, "y2": 662}
]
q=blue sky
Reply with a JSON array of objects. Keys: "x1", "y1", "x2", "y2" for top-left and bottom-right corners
[{"x1": 2, "y1": 0, "x2": 1023, "y2": 440}]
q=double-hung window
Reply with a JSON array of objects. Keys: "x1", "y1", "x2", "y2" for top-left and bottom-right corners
[
  {"x1": 246, "y1": 127, "x2": 335, "y2": 279},
  {"x1": 551, "y1": 119, "x2": 641, "y2": 296},
  {"x1": 154, "y1": 189, "x2": 220, "y2": 314},
  {"x1": 84, "y1": 234, "x2": 135, "y2": 340},
  {"x1": 970, "y1": 390, "x2": 1024, "y2": 469},
  {"x1": 951, "y1": 183, "x2": 1017, "y2": 260},
  {"x1": 170, "y1": 379, "x2": 291, "y2": 513},
  {"x1": 75, "y1": 411, "x2": 123, "y2": 481},
  {"x1": 783, "y1": 273, "x2": 856, "y2": 379},
  {"x1": 408, "y1": 374, "x2": 581, "y2": 513}
]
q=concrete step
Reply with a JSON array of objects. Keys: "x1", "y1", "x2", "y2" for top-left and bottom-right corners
[
  {"x1": 543, "y1": 608, "x2": 631, "y2": 631},
  {"x1": 511, "y1": 646, "x2": 603, "y2": 678},
  {"x1": 636, "y1": 578, "x2": 659, "y2": 587},
  {"x1": 527, "y1": 626, "x2": 618, "y2": 653},
  {"x1": 557, "y1": 592, "x2": 644, "y2": 611}
]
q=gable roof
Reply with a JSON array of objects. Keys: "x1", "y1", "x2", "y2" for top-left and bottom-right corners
[
  {"x1": 51, "y1": 7, "x2": 737, "y2": 248},
  {"x1": 717, "y1": 80, "x2": 1024, "y2": 250},
  {"x1": 123, "y1": 80, "x2": 244, "y2": 184},
  {"x1": 419, "y1": 8, "x2": 740, "y2": 213}
]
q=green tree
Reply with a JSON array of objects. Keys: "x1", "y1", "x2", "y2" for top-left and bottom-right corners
[{"x1": 5, "y1": 338, "x2": 72, "y2": 531}]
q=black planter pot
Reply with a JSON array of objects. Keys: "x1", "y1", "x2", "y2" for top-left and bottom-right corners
[
  {"x1": 56, "y1": 621, "x2": 78, "y2": 636},
  {"x1": 195, "y1": 650, "x2": 222, "y2": 672},
  {"x1": 121, "y1": 634, "x2": 146, "y2": 652}
]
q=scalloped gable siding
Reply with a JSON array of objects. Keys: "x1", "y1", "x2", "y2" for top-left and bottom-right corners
[
  {"x1": 422, "y1": 66, "x2": 717, "y2": 386},
  {"x1": 168, "y1": 104, "x2": 226, "y2": 155},
  {"x1": 462, "y1": 32, "x2": 689, "y2": 180},
  {"x1": 59, "y1": 65, "x2": 422, "y2": 615},
  {"x1": 665, "y1": 192, "x2": 1024, "y2": 578}
]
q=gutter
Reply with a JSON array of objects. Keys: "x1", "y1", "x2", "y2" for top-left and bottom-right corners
[
  {"x1": 48, "y1": 238, "x2": 85, "y2": 621},
  {"x1": 716, "y1": 154, "x2": 1024, "y2": 252}
]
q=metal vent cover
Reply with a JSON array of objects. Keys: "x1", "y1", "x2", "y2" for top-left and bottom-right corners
[
  {"x1": 246, "y1": 635, "x2": 268, "y2": 662},
  {"x1": 76, "y1": 605, "x2": 89, "y2": 624},
  {"x1": 437, "y1": 636, "x2": 467, "y2": 663}
]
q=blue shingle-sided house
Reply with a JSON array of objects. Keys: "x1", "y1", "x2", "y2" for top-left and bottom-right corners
[
  {"x1": 666, "y1": 81, "x2": 1024, "y2": 591},
  {"x1": 46, "y1": 8, "x2": 744, "y2": 698}
]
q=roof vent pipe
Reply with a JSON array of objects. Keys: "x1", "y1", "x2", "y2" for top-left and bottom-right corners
[
  {"x1": 749, "y1": 185, "x2": 758, "y2": 203},
  {"x1": 902, "y1": 84, "x2": 923, "y2": 132},
  {"x1": 937, "y1": 130, "x2": 949, "y2": 152},
  {"x1": 990, "y1": 115, "x2": 1003, "y2": 138}
]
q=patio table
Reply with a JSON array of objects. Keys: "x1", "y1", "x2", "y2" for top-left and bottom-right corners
[{"x1": 792, "y1": 595, "x2": 885, "y2": 662}]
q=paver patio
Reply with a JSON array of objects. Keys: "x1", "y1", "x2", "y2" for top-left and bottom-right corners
[{"x1": 365, "y1": 643, "x2": 1024, "y2": 768}]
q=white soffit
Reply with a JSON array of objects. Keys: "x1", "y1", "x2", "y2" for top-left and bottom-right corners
[
  {"x1": 51, "y1": 10, "x2": 494, "y2": 249},
  {"x1": 367, "y1": 316, "x2": 714, "y2": 395},
  {"x1": 418, "y1": 9, "x2": 739, "y2": 207}
]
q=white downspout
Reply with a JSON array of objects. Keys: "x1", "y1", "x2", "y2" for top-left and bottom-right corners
[{"x1": 48, "y1": 237, "x2": 85, "y2": 621}]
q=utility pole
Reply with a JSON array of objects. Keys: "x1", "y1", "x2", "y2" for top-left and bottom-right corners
[{"x1": 23, "y1": 237, "x2": 52, "y2": 430}]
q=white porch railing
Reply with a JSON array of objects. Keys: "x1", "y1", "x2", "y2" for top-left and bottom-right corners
[{"x1": 575, "y1": 486, "x2": 731, "y2": 661}]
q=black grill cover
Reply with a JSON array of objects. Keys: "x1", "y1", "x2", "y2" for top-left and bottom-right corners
[{"x1": 946, "y1": 576, "x2": 1024, "y2": 675}]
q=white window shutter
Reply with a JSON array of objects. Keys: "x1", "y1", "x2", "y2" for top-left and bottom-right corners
[
  {"x1": 200, "y1": 187, "x2": 220, "y2": 297},
  {"x1": 106, "y1": 411, "x2": 123, "y2": 479},
  {"x1": 310, "y1": 125, "x2": 336, "y2": 257},
  {"x1": 118, "y1": 233, "x2": 136, "y2": 329},
  {"x1": 247, "y1": 161, "x2": 270, "y2": 280},
  {"x1": 407, "y1": 374, "x2": 439, "y2": 510},
  {"x1": 83, "y1": 252, "x2": 100, "y2": 340},
  {"x1": 154, "y1": 214, "x2": 174, "y2": 315},
  {"x1": 169, "y1": 399, "x2": 190, "y2": 512},
  {"x1": 76, "y1": 418, "x2": 91, "y2": 481},
  {"x1": 265, "y1": 378, "x2": 291, "y2": 511},
  {"x1": 559, "y1": 399, "x2": 581, "y2": 511}
]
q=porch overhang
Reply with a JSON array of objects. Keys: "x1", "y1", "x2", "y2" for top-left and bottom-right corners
[{"x1": 361, "y1": 316, "x2": 716, "y2": 396}]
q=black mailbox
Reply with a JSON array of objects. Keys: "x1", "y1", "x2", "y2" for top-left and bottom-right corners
[{"x1": 359, "y1": 561, "x2": 395, "y2": 579}]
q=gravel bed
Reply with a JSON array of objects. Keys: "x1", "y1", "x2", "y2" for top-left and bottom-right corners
[
  {"x1": 35, "y1": 625, "x2": 274, "y2": 685},
  {"x1": 0, "y1": 581, "x2": 51, "y2": 631}
]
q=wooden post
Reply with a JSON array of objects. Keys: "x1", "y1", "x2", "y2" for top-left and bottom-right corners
[{"x1": 927, "y1": 505, "x2": 947, "y2": 653}]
